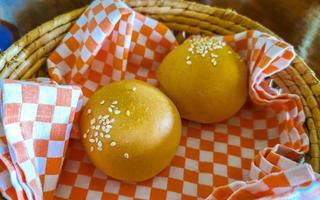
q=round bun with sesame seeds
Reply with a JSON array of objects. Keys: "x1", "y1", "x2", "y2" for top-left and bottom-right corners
[
  {"x1": 157, "y1": 36, "x2": 248, "y2": 123},
  {"x1": 80, "y1": 79, "x2": 181, "y2": 182}
]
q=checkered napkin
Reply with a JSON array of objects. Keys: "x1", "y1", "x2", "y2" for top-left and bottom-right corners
[
  {"x1": 42, "y1": 0, "x2": 315, "y2": 200},
  {"x1": 207, "y1": 145, "x2": 320, "y2": 200},
  {"x1": 47, "y1": 0, "x2": 176, "y2": 139},
  {"x1": 263, "y1": 180, "x2": 320, "y2": 199},
  {"x1": 0, "y1": 78, "x2": 82, "y2": 200}
]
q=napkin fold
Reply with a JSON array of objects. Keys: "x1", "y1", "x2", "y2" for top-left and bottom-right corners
[
  {"x1": 0, "y1": 0, "x2": 318, "y2": 199},
  {"x1": 47, "y1": 0, "x2": 176, "y2": 139},
  {"x1": 208, "y1": 145, "x2": 319, "y2": 200},
  {"x1": 0, "y1": 79, "x2": 82, "y2": 200}
]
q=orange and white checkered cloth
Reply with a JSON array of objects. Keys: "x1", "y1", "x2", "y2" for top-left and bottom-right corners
[
  {"x1": 47, "y1": 0, "x2": 177, "y2": 138},
  {"x1": 0, "y1": 0, "x2": 319, "y2": 199},
  {"x1": 0, "y1": 78, "x2": 82, "y2": 199},
  {"x1": 207, "y1": 145, "x2": 320, "y2": 200}
]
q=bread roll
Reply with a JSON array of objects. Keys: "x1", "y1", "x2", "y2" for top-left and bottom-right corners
[
  {"x1": 157, "y1": 36, "x2": 248, "y2": 123},
  {"x1": 80, "y1": 80, "x2": 181, "y2": 182}
]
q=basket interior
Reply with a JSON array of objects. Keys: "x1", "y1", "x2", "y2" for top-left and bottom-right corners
[{"x1": 0, "y1": 0, "x2": 318, "y2": 172}]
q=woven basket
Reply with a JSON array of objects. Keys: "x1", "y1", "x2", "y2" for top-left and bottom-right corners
[{"x1": 0, "y1": 0, "x2": 319, "y2": 173}]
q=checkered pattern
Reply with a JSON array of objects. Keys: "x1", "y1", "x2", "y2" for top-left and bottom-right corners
[
  {"x1": 264, "y1": 181, "x2": 320, "y2": 199},
  {"x1": 47, "y1": 0, "x2": 176, "y2": 107},
  {"x1": 0, "y1": 79, "x2": 82, "y2": 199},
  {"x1": 47, "y1": 0, "x2": 314, "y2": 199},
  {"x1": 47, "y1": 0, "x2": 176, "y2": 139},
  {"x1": 0, "y1": 0, "x2": 308, "y2": 199},
  {"x1": 208, "y1": 145, "x2": 320, "y2": 200}
]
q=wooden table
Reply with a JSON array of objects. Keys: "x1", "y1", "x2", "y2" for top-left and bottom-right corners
[{"x1": 1, "y1": 0, "x2": 320, "y2": 75}]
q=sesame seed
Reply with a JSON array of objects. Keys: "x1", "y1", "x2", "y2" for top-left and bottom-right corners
[
  {"x1": 98, "y1": 141, "x2": 102, "y2": 147},
  {"x1": 186, "y1": 60, "x2": 192, "y2": 65},
  {"x1": 108, "y1": 107, "x2": 113, "y2": 113},
  {"x1": 94, "y1": 132, "x2": 98, "y2": 137},
  {"x1": 89, "y1": 139, "x2": 95, "y2": 143},
  {"x1": 105, "y1": 127, "x2": 110, "y2": 133},
  {"x1": 132, "y1": 87, "x2": 137, "y2": 91},
  {"x1": 100, "y1": 100, "x2": 105, "y2": 105},
  {"x1": 83, "y1": 133, "x2": 87, "y2": 138},
  {"x1": 211, "y1": 53, "x2": 218, "y2": 57},
  {"x1": 124, "y1": 153, "x2": 129, "y2": 159},
  {"x1": 186, "y1": 56, "x2": 190, "y2": 60},
  {"x1": 105, "y1": 134, "x2": 111, "y2": 138},
  {"x1": 98, "y1": 115, "x2": 102, "y2": 120},
  {"x1": 103, "y1": 115, "x2": 109, "y2": 119},
  {"x1": 126, "y1": 110, "x2": 130, "y2": 116},
  {"x1": 114, "y1": 110, "x2": 121, "y2": 115},
  {"x1": 95, "y1": 125, "x2": 100, "y2": 130},
  {"x1": 110, "y1": 141, "x2": 117, "y2": 147},
  {"x1": 100, "y1": 132, "x2": 104, "y2": 137},
  {"x1": 110, "y1": 118, "x2": 115, "y2": 123},
  {"x1": 87, "y1": 109, "x2": 92, "y2": 114},
  {"x1": 91, "y1": 126, "x2": 95, "y2": 130},
  {"x1": 97, "y1": 147, "x2": 102, "y2": 151},
  {"x1": 90, "y1": 146, "x2": 94, "y2": 152},
  {"x1": 112, "y1": 101, "x2": 118, "y2": 105},
  {"x1": 90, "y1": 118, "x2": 96, "y2": 125},
  {"x1": 106, "y1": 125, "x2": 112, "y2": 129},
  {"x1": 95, "y1": 138, "x2": 98, "y2": 143},
  {"x1": 212, "y1": 60, "x2": 217, "y2": 66},
  {"x1": 86, "y1": 129, "x2": 89, "y2": 133},
  {"x1": 110, "y1": 104, "x2": 115, "y2": 108}
]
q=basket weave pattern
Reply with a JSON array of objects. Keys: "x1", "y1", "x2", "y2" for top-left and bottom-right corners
[{"x1": 0, "y1": 0, "x2": 319, "y2": 172}]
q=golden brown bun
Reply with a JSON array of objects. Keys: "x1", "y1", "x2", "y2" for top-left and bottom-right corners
[
  {"x1": 80, "y1": 80, "x2": 181, "y2": 182},
  {"x1": 157, "y1": 37, "x2": 248, "y2": 123}
]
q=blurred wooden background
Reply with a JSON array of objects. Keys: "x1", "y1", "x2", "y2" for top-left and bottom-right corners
[{"x1": 1, "y1": 0, "x2": 320, "y2": 76}]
